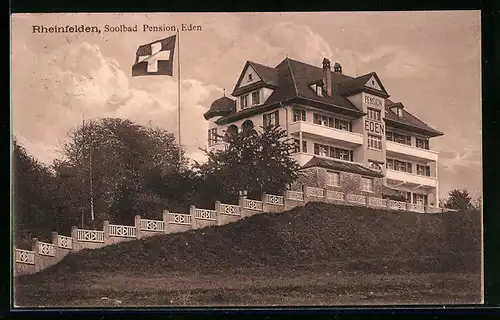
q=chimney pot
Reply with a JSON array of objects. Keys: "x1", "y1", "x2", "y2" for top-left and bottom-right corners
[
  {"x1": 334, "y1": 62, "x2": 342, "y2": 73},
  {"x1": 322, "y1": 58, "x2": 332, "y2": 96}
]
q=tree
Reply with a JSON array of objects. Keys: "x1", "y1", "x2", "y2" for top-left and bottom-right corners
[
  {"x1": 195, "y1": 125, "x2": 300, "y2": 203},
  {"x1": 442, "y1": 189, "x2": 475, "y2": 212},
  {"x1": 12, "y1": 137, "x2": 59, "y2": 246},
  {"x1": 54, "y1": 118, "x2": 187, "y2": 227}
]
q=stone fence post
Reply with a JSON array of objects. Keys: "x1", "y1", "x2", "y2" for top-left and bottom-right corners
[{"x1": 134, "y1": 215, "x2": 142, "y2": 239}]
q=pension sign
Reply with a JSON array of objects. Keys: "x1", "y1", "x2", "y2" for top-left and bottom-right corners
[{"x1": 365, "y1": 120, "x2": 385, "y2": 135}]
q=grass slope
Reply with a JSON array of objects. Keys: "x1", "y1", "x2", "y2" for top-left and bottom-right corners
[{"x1": 19, "y1": 202, "x2": 481, "y2": 282}]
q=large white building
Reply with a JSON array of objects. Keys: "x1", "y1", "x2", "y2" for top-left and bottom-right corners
[{"x1": 204, "y1": 57, "x2": 444, "y2": 207}]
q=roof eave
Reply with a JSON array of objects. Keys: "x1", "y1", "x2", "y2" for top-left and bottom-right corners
[{"x1": 384, "y1": 118, "x2": 444, "y2": 138}]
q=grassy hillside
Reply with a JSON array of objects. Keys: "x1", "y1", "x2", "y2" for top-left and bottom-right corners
[{"x1": 19, "y1": 202, "x2": 481, "y2": 281}]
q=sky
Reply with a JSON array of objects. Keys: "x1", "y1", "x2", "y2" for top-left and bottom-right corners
[{"x1": 10, "y1": 11, "x2": 482, "y2": 200}]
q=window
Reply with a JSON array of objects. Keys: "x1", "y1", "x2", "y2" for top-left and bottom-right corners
[
  {"x1": 386, "y1": 131, "x2": 393, "y2": 141},
  {"x1": 293, "y1": 139, "x2": 307, "y2": 153},
  {"x1": 335, "y1": 118, "x2": 351, "y2": 131},
  {"x1": 240, "y1": 94, "x2": 248, "y2": 109},
  {"x1": 313, "y1": 113, "x2": 351, "y2": 132},
  {"x1": 293, "y1": 108, "x2": 306, "y2": 122},
  {"x1": 392, "y1": 159, "x2": 412, "y2": 173},
  {"x1": 417, "y1": 164, "x2": 431, "y2": 177},
  {"x1": 315, "y1": 84, "x2": 324, "y2": 97},
  {"x1": 208, "y1": 128, "x2": 218, "y2": 146},
  {"x1": 248, "y1": 73, "x2": 253, "y2": 81},
  {"x1": 368, "y1": 134, "x2": 382, "y2": 150},
  {"x1": 367, "y1": 108, "x2": 381, "y2": 121},
  {"x1": 263, "y1": 111, "x2": 279, "y2": 128},
  {"x1": 397, "y1": 107, "x2": 404, "y2": 117},
  {"x1": 314, "y1": 143, "x2": 353, "y2": 161},
  {"x1": 361, "y1": 177, "x2": 374, "y2": 192},
  {"x1": 326, "y1": 171, "x2": 340, "y2": 186},
  {"x1": 416, "y1": 137, "x2": 430, "y2": 150},
  {"x1": 413, "y1": 193, "x2": 428, "y2": 205},
  {"x1": 386, "y1": 158, "x2": 394, "y2": 170},
  {"x1": 393, "y1": 132, "x2": 412, "y2": 146},
  {"x1": 251, "y1": 91, "x2": 260, "y2": 105}
]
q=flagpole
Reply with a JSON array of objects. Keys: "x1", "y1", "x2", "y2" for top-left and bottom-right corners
[{"x1": 177, "y1": 29, "x2": 182, "y2": 166}]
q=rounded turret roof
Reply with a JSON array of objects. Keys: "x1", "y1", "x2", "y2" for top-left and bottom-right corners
[{"x1": 204, "y1": 96, "x2": 236, "y2": 120}]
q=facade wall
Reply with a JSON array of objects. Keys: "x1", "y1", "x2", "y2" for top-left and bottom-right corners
[{"x1": 292, "y1": 166, "x2": 383, "y2": 198}]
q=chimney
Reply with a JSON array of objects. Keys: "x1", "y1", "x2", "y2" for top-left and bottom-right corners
[
  {"x1": 334, "y1": 62, "x2": 342, "y2": 74},
  {"x1": 322, "y1": 58, "x2": 332, "y2": 96}
]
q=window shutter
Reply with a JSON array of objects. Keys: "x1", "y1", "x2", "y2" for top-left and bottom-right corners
[
  {"x1": 425, "y1": 166, "x2": 431, "y2": 177},
  {"x1": 349, "y1": 150, "x2": 354, "y2": 161},
  {"x1": 274, "y1": 111, "x2": 280, "y2": 126},
  {"x1": 302, "y1": 141, "x2": 307, "y2": 153},
  {"x1": 425, "y1": 139, "x2": 429, "y2": 150},
  {"x1": 314, "y1": 143, "x2": 319, "y2": 155},
  {"x1": 263, "y1": 114, "x2": 268, "y2": 127},
  {"x1": 407, "y1": 162, "x2": 412, "y2": 173},
  {"x1": 406, "y1": 135, "x2": 412, "y2": 145}
]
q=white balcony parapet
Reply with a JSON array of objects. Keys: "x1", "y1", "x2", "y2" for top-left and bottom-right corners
[
  {"x1": 243, "y1": 199, "x2": 263, "y2": 211},
  {"x1": 346, "y1": 193, "x2": 366, "y2": 205},
  {"x1": 326, "y1": 190, "x2": 344, "y2": 201},
  {"x1": 57, "y1": 235, "x2": 73, "y2": 249},
  {"x1": 140, "y1": 219, "x2": 165, "y2": 232},
  {"x1": 77, "y1": 229, "x2": 105, "y2": 243},
  {"x1": 219, "y1": 203, "x2": 241, "y2": 216},
  {"x1": 15, "y1": 249, "x2": 35, "y2": 265},
  {"x1": 38, "y1": 241, "x2": 55, "y2": 257},
  {"x1": 289, "y1": 121, "x2": 363, "y2": 146},
  {"x1": 368, "y1": 197, "x2": 386, "y2": 208},
  {"x1": 286, "y1": 190, "x2": 304, "y2": 201},
  {"x1": 266, "y1": 194, "x2": 284, "y2": 206},
  {"x1": 389, "y1": 200, "x2": 407, "y2": 211},
  {"x1": 386, "y1": 169, "x2": 437, "y2": 188},
  {"x1": 386, "y1": 141, "x2": 439, "y2": 162},
  {"x1": 305, "y1": 186, "x2": 324, "y2": 198}
]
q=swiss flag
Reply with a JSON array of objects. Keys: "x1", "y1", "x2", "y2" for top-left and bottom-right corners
[{"x1": 132, "y1": 35, "x2": 176, "y2": 77}]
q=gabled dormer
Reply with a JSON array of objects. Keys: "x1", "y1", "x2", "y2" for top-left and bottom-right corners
[
  {"x1": 336, "y1": 72, "x2": 390, "y2": 99},
  {"x1": 387, "y1": 102, "x2": 405, "y2": 118},
  {"x1": 308, "y1": 79, "x2": 326, "y2": 97},
  {"x1": 231, "y1": 61, "x2": 280, "y2": 111}
]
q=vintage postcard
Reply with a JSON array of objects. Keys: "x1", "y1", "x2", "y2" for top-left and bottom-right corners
[{"x1": 11, "y1": 11, "x2": 482, "y2": 307}]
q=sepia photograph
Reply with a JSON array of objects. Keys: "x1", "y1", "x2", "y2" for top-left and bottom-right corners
[{"x1": 11, "y1": 11, "x2": 482, "y2": 307}]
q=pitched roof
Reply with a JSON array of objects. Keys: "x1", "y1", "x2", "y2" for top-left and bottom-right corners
[
  {"x1": 335, "y1": 72, "x2": 389, "y2": 98},
  {"x1": 231, "y1": 61, "x2": 279, "y2": 96},
  {"x1": 215, "y1": 57, "x2": 443, "y2": 137},
  {"x1": 384, "y1": 100, "x2": 444, "y2": 137},
  {"x1": 248, "y1": 61, "x2": 280, "y2": 87},
  {"x1": 302, "y1": 156, "x2": 384, "y2": 178}
]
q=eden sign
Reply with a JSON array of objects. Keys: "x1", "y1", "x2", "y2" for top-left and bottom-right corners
[{"x1": 365, "y1": 120, "x2": 385, "y2": 134}]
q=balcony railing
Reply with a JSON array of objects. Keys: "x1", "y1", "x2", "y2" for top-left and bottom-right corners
[
  {"x1": 386, "y1": 141, "x2": 438, "y2": 162},
  {"x1": 386, "y1": 169, "x2": 437, "y2": 188},
  {"x1": 289, "y1": 121, "x2": 363, "y2": 146}
]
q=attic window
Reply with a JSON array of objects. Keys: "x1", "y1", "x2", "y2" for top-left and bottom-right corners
[
  {"x1": 396, "y1": 107, "x2": 403, "y2": 118},
  {"x1": 316, "y1": 85, "x2": 324, "y2": 97},
  {"x1": 248, "y1": 74, "x2": 253, "y2": 81}
]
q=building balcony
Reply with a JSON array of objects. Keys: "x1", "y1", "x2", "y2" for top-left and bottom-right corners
[
  {"x1": 289, "y1": 121, "x2": 363, "y2": 147},
  {"x1": 386, "y1": 141, "x2": 439, "y2": 162},
  {"x1": 386, "y1": 169, "x2": 437, "y2": 189}
]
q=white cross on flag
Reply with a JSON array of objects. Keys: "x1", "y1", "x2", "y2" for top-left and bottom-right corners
[{"x1": 132, "y1": 35, "x2": 176, "y2": 76}]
